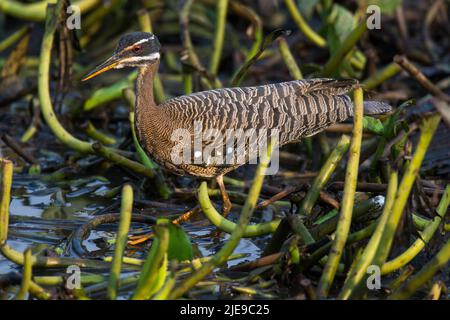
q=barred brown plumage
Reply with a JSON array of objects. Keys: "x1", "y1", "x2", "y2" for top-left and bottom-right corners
[{"x1": 83, "y1": 32, "x2": 391, "y2": 216}]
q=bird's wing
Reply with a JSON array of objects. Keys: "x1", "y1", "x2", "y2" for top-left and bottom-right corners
[{"x1": 161, "y1": 78, "x2": 356, "y2": 166}]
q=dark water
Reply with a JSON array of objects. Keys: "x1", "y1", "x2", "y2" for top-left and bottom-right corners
[{"x1": 0, "y1": 149, "x2": 262, "y2": 279}]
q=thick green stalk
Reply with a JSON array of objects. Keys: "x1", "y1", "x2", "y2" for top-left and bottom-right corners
[
  {"x1": 284, "y1": 0, "x2": 326, "y2": 47},
  {"x1": 267, "y1": 134, "x2": 350, "y2": 252},
  {"x1": 372, "y1": 114, "x2": 441, "y2": 268},
  {"x1": 107, "y1": 184, "x2": 133, "y2": 300},
  {"x1": 317, "y1": 88, "x2": 364, "y2": 298},
  {"x1": 310, "y1": 196, "x2": 385, "y2": 239},
  {"x1": 381, "y1": 185, "x2": 450, "y2": 275},
  {"x1": 338, "y1": 170, "x2": 398, "y2": 299},
  {"x1": 168, "y1": 140, "x2": 275, "y2": 299},
  {"x1": 0, "y1": 159, "x2": 13, "y2": 245},
  {"x1": 362, "y1": 63, "x2": 402, "y2": 89},
  {"x1": 277, "y1": 37, "x2": 303, "y2": 80},
  {"x1": 320, "y1": 19, "x2": 366, "y2": 77},
  {"x1": 304, "y1": 222, "x2": 377, "y2": 270},
  {"x1": 29, "y1": 282, "x2": 51, "y2": 300},
  {"x1": 229, "y1": 0, "x2": 262, "y2": 63},
  {"x1": 198, "y1": 182, "x2": 280, "y2": 236},
  {"x1": 83, "y1": 72, "x2": 137, "y2": 111},
  {"x1": 299, "y1": 135, "x2": 351, "y2": 216},
  {"x1": 39, "y1": 3, "x2": 92, "y2": 153},
  {"x1": 15, "y1": 248, "x2": 32, "y2": 300},
  {"x1": 91, "y1": 142, "x2": 155, "y2": 179},
  {"x1": 1, "y1": 242, "x2": 113, "y2": 268},
  {"x1": 132, "y1": 220, "x2": 169, "y2": 300},
  {"x1": 85, "y1": 121, "x2": 117, "y2": 145},
  {"x1": 209, "y1": 0, "x2": 228, "y2": 75},
  {"x1": 389, "y1": 238, "x2": 450, "y2": 300}
]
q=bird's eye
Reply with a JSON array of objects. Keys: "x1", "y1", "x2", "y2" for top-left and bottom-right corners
[{"x1": 133, "y1": 45, "x2": 142, "y2": 53}]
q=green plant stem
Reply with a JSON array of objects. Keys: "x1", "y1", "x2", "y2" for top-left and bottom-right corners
[
  {"x1": 0, "y1": 0, "x2": 100, "y2": 22},
  {"x1": 267, "y1": 134, "x2": 350, "y2": 252},
  {"x1": 362, "y1": 63, "x2": 402, "y2": 89},
  {"x1": 310, "y1": 196, "x2": 384, "y2": 239},
  {"x1": 229, "y1": 0, "x2": 262, "y2": 62},
  {"x1": 381, "y1": 185, "x2": 450, "y2": 275},
  {"x1": 39, "y1": 3, "x2": 92, "y2": 153},
  {"x1": 168, "y1": 140, "x2": 275, "y2": 299},
  {"x1": 320, "y1": 19, "x2": 366, "y2": 77},
  {"x1": 284, "y1": 0, "x2": 326, "y2": 47},
  {"x1": 29, "y1": 281, "x2": 51, "y2": 300},
  {"x1": 338, "y1": 170, "x2": 398, "y2": 299},
  {"x1": 91, "y1": 142, "x2": 155, "y2": 179},
  {"x1": 299, "y1": 135, "x2": 351, "y2": 216},
  {"x1": 210, "y1": 0, "x2": 228, "y2": 75},
  {"x1": 132, "y1": 220, "x2": 169, "y2": 300},
  {"x1": 198, "y1": 182, "x2": 280, "y2": 236},
  {"x1": 372, "y1": 114, "x2": 441, "y2": 270},
  {"x1": 20, "y1": 124, "x2": 38, "y2": 143},
  {"x1": 0, "y1": 25, "x2": 30, "y2": 53},
  {"x1": 14, "y1": 248, "x2": 32, "y2": 300},
  {"x1": 0, "y1": 159, "x2": 13, "y2": 245},
  {"x1": 85, "y1": 121, "x2": 117, "y2": 145},
  {"x1": 386, "y1": 265, "x2": 415, "y2": 292},
  {"x1": 83, "y1": 71, "x2": 137, "y2": 111},
  {"x1": 389, "y1": 238, "x2": 450, "y2": 300},
  {"x1": 107, "y1": 184, "x2": 133, "y2": 300},
  {"x1": 277, "y1": 37, "x2": 303, "y2": 80},
  {"x1": 413, "y1": 214, "x2": 450, "y2": 232},
  {"x1": 303, "y1": 222, "x2": 377, "y2": 270},
  {"x1": 317, "y1": 87, "x2": 364, "y2": 299},
  {"x1": 1, "y1": 242, "x2": 113, "y2": 268}
]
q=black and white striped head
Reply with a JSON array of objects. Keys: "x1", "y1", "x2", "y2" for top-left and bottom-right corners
[{"x1": 82, "y1": 32, "x2": 160, "y2": 81}]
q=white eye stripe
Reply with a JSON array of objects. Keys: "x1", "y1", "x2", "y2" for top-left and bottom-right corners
[
  {"x1": 133, "y1": 38, "x2": 150, "y2": 45},
  {"x1": 120, "y1": 52, "x2": 160, "y2": 63},
  {"x1": 132, "y1": 35, "x2": 155, "y2": 46}
]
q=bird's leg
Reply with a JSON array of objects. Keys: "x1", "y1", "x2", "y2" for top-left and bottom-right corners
[
  {"x1": 216, "y1": 175, "x2": 232, "y2": 217},
  {"x1": 128, "y1": 206, "x2": 201, "y2": 245}
]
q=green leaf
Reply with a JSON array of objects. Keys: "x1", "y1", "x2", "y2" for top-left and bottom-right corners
[
  {"x1": 331, "y1": 4, "x2": 355, "y2": 44},
  {"x1": 298, "y1": 0, "x2": 319, "y2": 19},
  {"x1": 383, "y1": 99, "x2": 414, "y2": 138},
  {"x1": 167, "y1": 222, "x2": 193, "y2": 261},
  {"x1": 363, "y1": 116, "x2": 384, "y2": 136}
]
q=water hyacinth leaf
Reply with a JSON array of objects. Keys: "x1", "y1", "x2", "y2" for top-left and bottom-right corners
[
  {"x1": 167, "y1": 222, "x2": 193, "y2": 261},
  {"x1": 324, "y1": 5, "x2": 358, "y2": 76},
  {"x1": 381, "y1": 99, "x2": 414, "y2": 139},
  {"x1": 363, "y1": 116, "x2": 384, "y2": 135},
  {"x1": 299, "y1": 0, "x2": 320, "y2": 19},
  {"x1": 331, "y1": 4, "x2": 355, "y2": 44}
]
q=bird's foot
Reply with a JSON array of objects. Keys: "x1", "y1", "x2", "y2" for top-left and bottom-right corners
[{"x1": 128, "y1": 206, "x2": 200, "y2": 245}]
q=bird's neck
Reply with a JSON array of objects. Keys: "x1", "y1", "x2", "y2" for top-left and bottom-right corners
[
  {"x1": 136, "y1": 61, "x2": 160, "y2": 113},
  {"x1": 134, "y1": 60, "x2": 168, "y2": 153}
]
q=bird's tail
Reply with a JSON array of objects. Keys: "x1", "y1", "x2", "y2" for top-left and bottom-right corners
[{"x1": 362, "y1": 101, "x2": 392, "y2": 115}]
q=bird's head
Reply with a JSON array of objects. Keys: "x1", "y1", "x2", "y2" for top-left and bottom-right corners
[{"x1": 82, "y1": 32, "x2": 161, "y2": 81}]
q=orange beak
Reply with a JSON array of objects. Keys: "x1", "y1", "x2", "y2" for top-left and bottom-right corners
[{"x1": 82, "y1": 55, "x2": 122, "y2": 81}]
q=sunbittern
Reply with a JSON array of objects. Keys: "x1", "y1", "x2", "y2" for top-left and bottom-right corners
[{"x1": 83, "y1": 32, "x2": 391, "y2": 220}]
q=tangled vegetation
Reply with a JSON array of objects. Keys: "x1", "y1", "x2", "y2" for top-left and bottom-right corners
[{"x1": 0, "y1": 0, "x2": 449, "y2": 300}]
